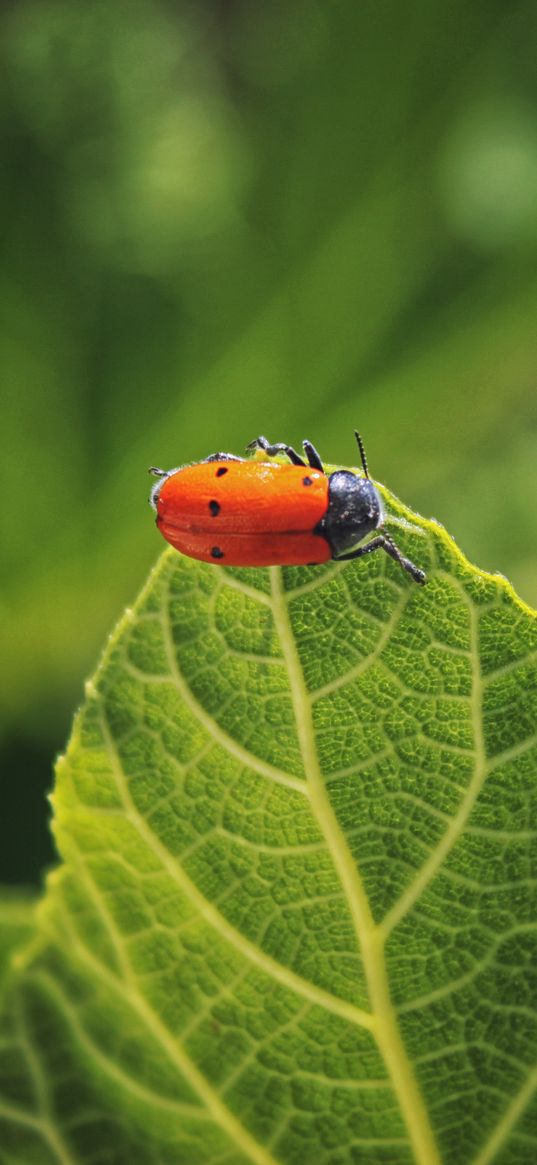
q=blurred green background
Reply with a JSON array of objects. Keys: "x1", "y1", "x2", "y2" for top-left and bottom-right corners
[{"x1": 2, "y1": 0, "x2": 537, "y2": 888}]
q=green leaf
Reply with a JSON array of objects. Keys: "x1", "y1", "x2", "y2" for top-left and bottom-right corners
[
  {"x1": 1, "y1": 489, "x2": 536, "y2": 1165},
  {"x1": 0, "y1": 893, "x2": 36, "y2": 997}
]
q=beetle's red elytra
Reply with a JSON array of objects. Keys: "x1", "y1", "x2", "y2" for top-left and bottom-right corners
[{"x1": 149, "y1": 432, "x2": 427, "y2": 584}]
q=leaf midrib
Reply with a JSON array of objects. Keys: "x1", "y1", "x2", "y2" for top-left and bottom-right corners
[{"x1": 269, "y1": 566, "x2": 442, "y2": 1165}]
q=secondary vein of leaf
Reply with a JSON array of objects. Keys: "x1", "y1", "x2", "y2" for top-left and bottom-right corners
[
  {"x1": 97, "y1": 705, "x2": 374, "y2": 1032},
  {"x1": 30, "y1": 969, "x2": 207, "y2": 1119},
  {"x1": 13, "y1": 992, "x2": 76, "y2": 1165},
  {"x1": 0, "y1": 1095, "x2": 74, "y2": 1165},
  {"x1": 397, "y1": 920, "x2": 537, "y2": 1015},
  {"x1": 0, "y1": 1102, "x2": 43, "y2": 1132},
  {"x1": 470, "y1": 1067, "x2": 537, "y2": 1165},
  {"x1": 159, "y1": 594, "x2": 308, "y2": 795},
  {"x1": 311, "y1": 588, "x2": 409, "y2": 702},
  {"x1": 380, "y1": 581, "x2": 487, "y2": 939},
  {"x1": 269, "y1": 566, "x2": 442, "y2": 1165},
  {"x1": 0, "y1": 1097, "x2": 75, "y2": 1165},
  {"x1": 51, "y1": 894, "x2": 282, "y2": 1165}
]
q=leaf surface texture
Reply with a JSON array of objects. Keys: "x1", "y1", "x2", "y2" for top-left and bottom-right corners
[{"x1": 1, "y1": 494, "x2": 536, "y2": 1165}]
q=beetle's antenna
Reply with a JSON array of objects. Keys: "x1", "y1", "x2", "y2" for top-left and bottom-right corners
[
  {"x1": 148, "y1": 467, "x2": 167, "y2": 478},
  {"x1": 354, "y1": 431, "x2": 369, "y2": 478}
]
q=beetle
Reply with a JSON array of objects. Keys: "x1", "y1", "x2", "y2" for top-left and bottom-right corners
[{"x1": 149, "y1": 431, "x2": 426, "y2": 584}]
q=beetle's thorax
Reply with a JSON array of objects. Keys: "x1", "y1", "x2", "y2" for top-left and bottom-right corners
[{"x1": 318, "y1": 470, "x2": 383, "y2": 557}]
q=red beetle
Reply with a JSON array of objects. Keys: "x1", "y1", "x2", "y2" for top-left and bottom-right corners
[{"x1": 149, "y1": 432, "x2": 426, "y2": 583}]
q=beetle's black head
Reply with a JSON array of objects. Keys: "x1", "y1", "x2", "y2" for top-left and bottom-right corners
[{"x1": 319, "y1": 470, "x2": 383, "y2": 557}]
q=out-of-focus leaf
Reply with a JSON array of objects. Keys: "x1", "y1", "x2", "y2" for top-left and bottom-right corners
[{"x1": 0, "y1": 893, "x2": 36, "y2": 995}]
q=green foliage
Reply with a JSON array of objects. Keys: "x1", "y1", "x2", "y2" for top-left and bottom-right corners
[
  {"x1": 0, "y1": 894, "x2": 36, "y2": 997},
  {"x1": 1, "y1": 489, "x2": 536, "y2": 1164}
]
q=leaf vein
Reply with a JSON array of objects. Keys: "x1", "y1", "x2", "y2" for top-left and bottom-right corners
[
  {"x1": 29, "y1": 969, "x2": 208, "y2": 1119},
  {"x1": 97, "y1": 703, "x2": 374, "y2": 1031},
  {"x1": 380, "y1": 588, "x2": 487, "y2": 938},
  {"x1": 311, "y1": 590, "x2": 410, "y2": 701},
  {"x1": 158, "y1": 591, "x2": 308, "y2": 794},
  {"x1": 269, "y1": 566, "x2": 442, "y2": 1165},
  {"x1": 49, "y1": 899, "x2": 283, "y2": 1165}
]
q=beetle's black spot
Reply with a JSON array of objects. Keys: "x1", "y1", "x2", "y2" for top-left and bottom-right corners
[
  {"x1": 303, "y1": 476, "x2": 313, "y2": 486},
  {"x1": 209, "y1": 500, "x2": 220, "y2": 516},
  {"x1": 211, "y1": 546, "x2": 225, "y2": 559},
  {"x1": 216, "y1": 467, "x2": 228, "y2": 477}
]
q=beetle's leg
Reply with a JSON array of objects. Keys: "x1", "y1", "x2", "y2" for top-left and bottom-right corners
[
  {"x1": 202, "y1": 452, "x2": 243, "y2": 463},
  {"x1": 246, "y1": 435, "x2": 307, "y2": 467},
  {"x1": 302, "y1": 440, "x2": 324, "y2": 472},
  {"x1": 148, "y1": 467, "x2": 168, "y2": 478},
  {"x1": 336, "y1": 534, "x2": 427, "y2": 585}
]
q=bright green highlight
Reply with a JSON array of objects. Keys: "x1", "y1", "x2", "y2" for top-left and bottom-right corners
[{"x1": 0, "y1": 488, "x2": 536, "y2": 1164}]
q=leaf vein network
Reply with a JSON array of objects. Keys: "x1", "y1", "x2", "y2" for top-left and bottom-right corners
[
  {"x1": 157, "y1": 594, "x2": 308, "y2": 795},
  {"x1": 96, "y1": 702, "x2": 373, "y2": 1032},
  {"x1": 268, "y1": 566, "x2": 442, "y2": 1165}
]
